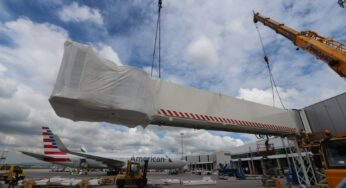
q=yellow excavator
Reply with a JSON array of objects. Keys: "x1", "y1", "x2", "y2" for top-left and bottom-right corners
[{"x1": 253, "y1": 12, "x2": 346, "y2": 78}]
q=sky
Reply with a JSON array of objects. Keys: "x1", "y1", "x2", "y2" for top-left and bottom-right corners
[{"x1": 0, "y1": 0, "x2": 345, "y2": 163}]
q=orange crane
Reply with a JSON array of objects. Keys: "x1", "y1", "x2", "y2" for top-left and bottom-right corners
[
  {"x1": 339, "y1": 0, "x2": 346, "y2": 8},
  {"x1": 253, "y1": 12, "x2": 346, "y2": 78}
]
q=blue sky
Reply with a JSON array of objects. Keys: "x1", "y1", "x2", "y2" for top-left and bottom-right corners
[{"x1": 0, "y1": 0, "x2": 345, "y2": 161}]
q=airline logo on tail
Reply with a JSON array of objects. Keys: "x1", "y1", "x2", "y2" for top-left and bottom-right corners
[
  {"x1": 80, "y1": 146, "x2": 88, "y2": 153},
  {"x1": 42, "y1": 127, "x2": 71, "y2": 162}
]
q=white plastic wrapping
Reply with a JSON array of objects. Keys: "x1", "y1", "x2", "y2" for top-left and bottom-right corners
[
  {"x1": 50, "y1": 41, "x2": 158, "y2": 127},
  {"x1": 50, "y1": 41, "x2": 300, "y2": 135}
]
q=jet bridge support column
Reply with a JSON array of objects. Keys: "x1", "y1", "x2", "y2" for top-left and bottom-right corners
[{"x1": 298, "y1": 109, "x2": 312, "y2": 133}]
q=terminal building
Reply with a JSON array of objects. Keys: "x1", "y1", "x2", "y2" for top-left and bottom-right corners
[{"x1": 185, "y1": 137, "x2": 294, "y2": 174}]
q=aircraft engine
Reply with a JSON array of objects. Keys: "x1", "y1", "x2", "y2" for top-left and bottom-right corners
[{"x1": 80, "y1": 158, "x2": 88, "y2": 169}]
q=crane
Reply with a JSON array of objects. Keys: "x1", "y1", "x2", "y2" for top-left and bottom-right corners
[
  {"x1": 339, "y1": 0, "x2": 346, "y2": 8},
  {"x1": 253, "y1": 12, "x2": 346, "y2": 78}
]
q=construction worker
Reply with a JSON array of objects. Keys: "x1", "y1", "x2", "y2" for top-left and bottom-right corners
[
  {"x1": 299, "y1": 129, "x2": 309, "y2": 145},
  {"x1": 8, "y1": 167, "x2": 24, "y2": 188}
]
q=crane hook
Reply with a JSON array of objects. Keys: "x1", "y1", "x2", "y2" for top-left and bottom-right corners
[{"x1": 158, "y1": 0, "x2": 162, "y2": 10}]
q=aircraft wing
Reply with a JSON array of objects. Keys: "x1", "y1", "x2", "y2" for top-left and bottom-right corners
[
  {"x1": 21, "y1": 151, "x2": 54, "y2": 161},
  {"x1": 67, "y1": 151, "x2": 124, "y2": 167},
  {"x1": 53, "y1": 135, "x2": 125, "y2": 167}
]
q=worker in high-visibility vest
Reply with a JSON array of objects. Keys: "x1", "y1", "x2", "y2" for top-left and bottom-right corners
[
  {"x1": 299, "y1": 129, "x2": 309, "y2": 145},
  {"x1": 8, "y1": 167, "x2": 24, "y2": 188}
]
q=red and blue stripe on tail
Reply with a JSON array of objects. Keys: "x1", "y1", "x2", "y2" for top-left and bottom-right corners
[{"x1": 42, "y1": 127, "x2": 71, "y2": 162}]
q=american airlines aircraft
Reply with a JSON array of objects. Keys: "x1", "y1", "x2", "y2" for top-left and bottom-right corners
[{"x1": 22, "y1": 127, "x2": 187, "y2": 172}]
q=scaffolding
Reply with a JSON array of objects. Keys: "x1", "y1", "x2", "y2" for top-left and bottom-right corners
[
  {"x1": 285, "y1": 137, "x2": 318, "y2": 187},
  {"x1": 256, "y1": 138, "x2": 279, "y2": 187}
]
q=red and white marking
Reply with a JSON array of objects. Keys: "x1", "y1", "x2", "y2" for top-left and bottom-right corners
[
  {"x1": 41, "y1": 127, "x2": 71, "y2": 162},
  {"x1": 158, "y1": 109, "x2": 296, "y2": 133}
]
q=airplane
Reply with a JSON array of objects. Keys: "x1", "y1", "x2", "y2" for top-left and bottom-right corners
[
  {"x1": 21, "y1": 127, "x2": 108, "y2": 172},
  {"x1": 22, "y1": 127, "x2": 187, "y2": 174}
]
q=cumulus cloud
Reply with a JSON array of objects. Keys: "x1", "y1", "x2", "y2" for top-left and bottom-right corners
[
  {"x1": 58, "y1": 2, "x2": 103, "y2": 25},
  {"x1": 93, "y1": 44, "x2": 122, "y2": 65},
  {"x1": 237, "y1": 87, "x2": 299, "y2": 108},
  {"x1": 0, "y1": 73, "x2": 17, "y2": 99},
  {"x1": 50, "y1": 124, "x2": 244, "y2": 156},
  {"x1": 101, "y1": 0, "x2": 345, "y2": 105},
  {"x1": 238, "y1": 88, "x2": 276, "y2": 107},
  {"x1": 148, "y1": 0, "x2": 345, "y2": 107},
  {"x1": 0, "y1": 18, "x2": 68, "y2": 90},
  {"x1": 0, "y1": 64, "x2": 7, "y2": 74},
  {"x1": 187, "y1": 37, "x2": 218, "y2": 66}
]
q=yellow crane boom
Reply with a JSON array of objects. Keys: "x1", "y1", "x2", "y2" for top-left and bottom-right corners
[{"x1": 253, "y1": 12, "x2": 346, "y2": 78}]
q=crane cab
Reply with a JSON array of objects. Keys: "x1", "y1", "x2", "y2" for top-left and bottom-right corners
[{"x1": 320, "y1": 132, "x2": 346, "y2": 188}]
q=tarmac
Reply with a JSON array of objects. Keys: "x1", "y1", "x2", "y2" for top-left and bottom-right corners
[{"x1": 15, "y1": 169, "x2": 292, "y2": 188}]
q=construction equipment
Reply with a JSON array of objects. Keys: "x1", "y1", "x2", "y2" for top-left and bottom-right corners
[
  {"x1": 319, "y1": 131, "x2": 346, "y2": 188},
  {"x1": 151, "y1": 0, "x2": 163, "y2": 78},
  {"x1": 217, "y1": 162, "x2": 246, "y2": 180},
  {"x1": 339, "y1": 0, "x2": 346, "y2": 8},
  {"x1": 286, "y1": 136, "x2": 318, "y2": 187},
  {"x1": 0, "y1": 164, "x2": 25, "y2": 187},
  {"x1": 257, "y1": 137, "x2": 279, "y2": 187},
  {"x1": 296, "y1": 130, "x2": 346, "y2": 187},
  {"x1": 115, "y1": 160, "x2": 148, "y2": 188},
  {"x1": 253, "y1": 12, "x2": 346, "y2": 78}
]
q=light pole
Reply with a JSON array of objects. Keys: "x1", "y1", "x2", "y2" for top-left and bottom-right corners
[{"x1": 180, "y1": 133, "x2": 184, "y2": 160}]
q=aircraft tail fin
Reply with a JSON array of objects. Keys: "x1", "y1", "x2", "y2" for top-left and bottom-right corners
[
  {"x1": 80, "y1": 146, "x2": 88, "y2": 153},
  {"x1": 42, "y1": 127, "x2": 66, "y2": 155},
  {"x1": 40, "y1": 127, "x2": 71, "y2": 163},
  {"x1": 52, "y1": 134, "x2": 69, "y2": 153}
]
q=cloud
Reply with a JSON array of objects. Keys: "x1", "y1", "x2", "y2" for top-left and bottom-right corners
[
  {"x1": 58, "y1": 2, "x2": 103, "y2": 25},
  {"x1": 0, "y1": 64, "x2": 6, "y2": 74},
  {"x1": 93, "y1": 44, "x2": 122, "y2": 65},
  {"x1": 0, "y1": 67, "x2": 17, "y2": 98},
  {"x1": 237, "y1": 87, "x2": 299, "y2": 108},
  {"x1": 0, "y1": 18, "x2": 68, "y2": 91},
  {"x1": 152, "y1": 0, "x2": 345, "y2": 106},
  {"x1": 238, "y1": 88, "x2": 277, "y2": 107},
  {"x1": 187, "y1": 37, "x2": 218, "y2": 67}
]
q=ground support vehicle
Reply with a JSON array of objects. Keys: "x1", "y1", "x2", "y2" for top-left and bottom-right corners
[
  {"x1": 116, "y1": 160, "x2": 148, "y2": 188},
  {"x1": 0, "y1": 164, "x2": 25, "y2": 187}
]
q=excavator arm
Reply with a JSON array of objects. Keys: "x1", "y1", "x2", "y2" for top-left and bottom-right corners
[{"x1": 253, "y1": 12, "x2": 346, "y2": 78}]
